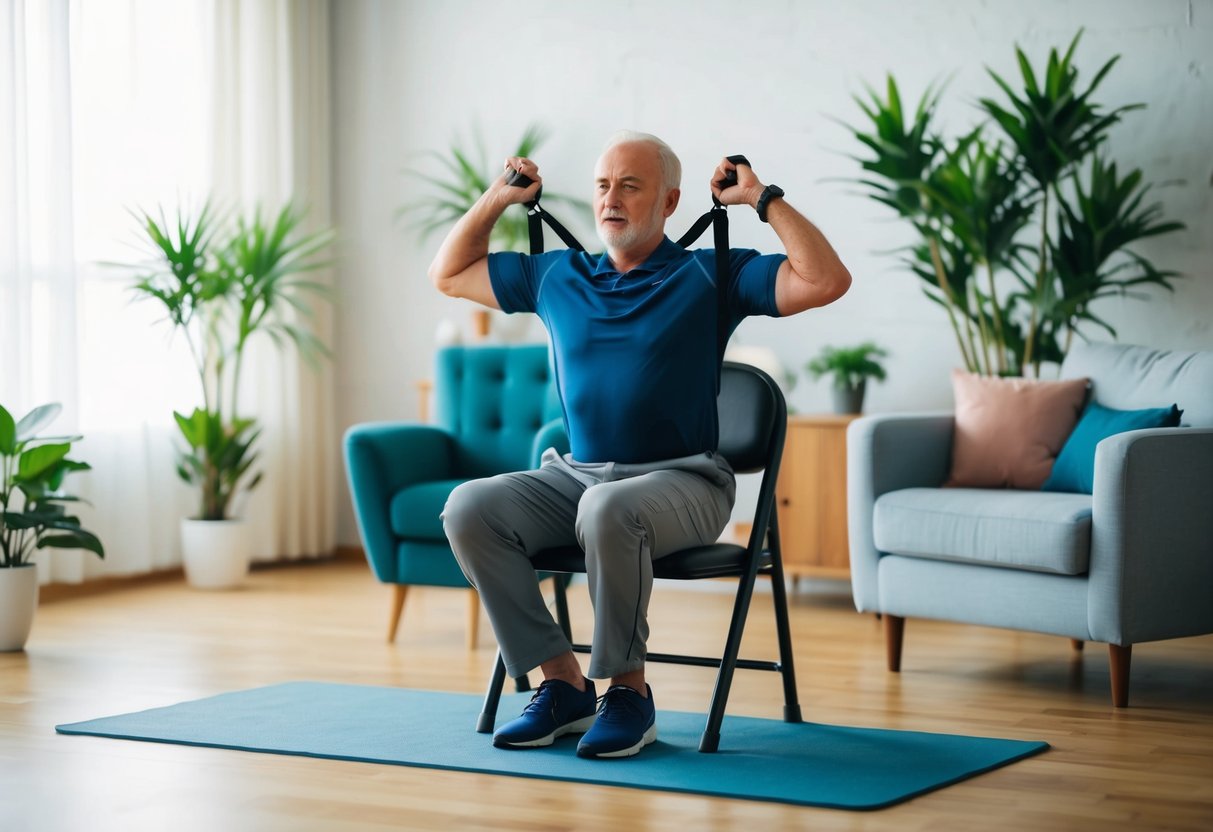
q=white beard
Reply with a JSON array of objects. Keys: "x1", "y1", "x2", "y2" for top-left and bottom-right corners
[{"x1": 596, "y1": 201, "x2": 664, "y2": 251}]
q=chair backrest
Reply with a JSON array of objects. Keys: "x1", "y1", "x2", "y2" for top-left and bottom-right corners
[
  {"x1": 1060, "y1": 342, "x2": 1213, "y2": 428},
  {"x1": 717, "y1": 361, "x2": 788, "y2": 475},
  {"x1": 435, "y1": 345, "x2": 562, "y2": 477}
]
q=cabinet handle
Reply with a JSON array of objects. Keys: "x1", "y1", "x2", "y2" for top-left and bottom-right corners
[{"x1": 779, "y1": 498, "x2": 791, "y2": 506}]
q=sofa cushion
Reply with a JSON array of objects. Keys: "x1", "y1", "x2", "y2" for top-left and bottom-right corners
[
  {"x1": 946, "y1": 370, "x2": 1090, "y2": 489},
  {"x1": 874, "y1": 487, "x2": 1094, "y2": 575},
  {"x1": 390, "y1": 479, "x2": 468, "y2": 541},
  {"x1": 1042, "y1": 401, "x2": 1183, "y2": 494}
]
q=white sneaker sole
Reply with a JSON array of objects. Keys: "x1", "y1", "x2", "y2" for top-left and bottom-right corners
[
  {"x1": 494, "y1": 714, "x2": 597, "y2": 748},
  {"x1": 581, "y1": 723, "x2": 658, "y2": 758}
]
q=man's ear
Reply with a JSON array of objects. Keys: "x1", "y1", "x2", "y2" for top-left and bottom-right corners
[{"x1": 663, "y1": 188, "x2": 681, "y2": 218}]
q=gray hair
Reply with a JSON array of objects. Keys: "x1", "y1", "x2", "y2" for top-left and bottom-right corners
[{"x1": 602, "y1": 130, "x2": 681, "y2": 192}]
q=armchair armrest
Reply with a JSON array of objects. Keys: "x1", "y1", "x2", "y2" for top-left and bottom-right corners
[
  {"x1": 847, "y1": 412, "x2": 955, "y2": 612},
  {"x1": 530, "y1": 417, "x2": 570, "y2": 468},
  {"x1": 343, "y1": 423, "x2": 456, "y2": 583},
  {"x1": 1089, "y1": 427, "x2": 1213, "y2": 644}
]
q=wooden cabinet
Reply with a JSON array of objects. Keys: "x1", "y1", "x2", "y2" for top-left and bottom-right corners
[{"x1": 775, "y1": 414, "x2": 859, "y2": 581}]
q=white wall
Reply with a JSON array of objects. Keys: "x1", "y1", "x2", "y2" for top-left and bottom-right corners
[{"x1": 331, "y1": 0, "x2": 1213, "y2": 544}]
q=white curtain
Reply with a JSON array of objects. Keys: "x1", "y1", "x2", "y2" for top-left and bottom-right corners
[
  {"x1": 210, "y1": 0, "x2": 337, "y2": 563},
  {"x1": 0, "y1": 0, "x2": 336, "y2": 584}
]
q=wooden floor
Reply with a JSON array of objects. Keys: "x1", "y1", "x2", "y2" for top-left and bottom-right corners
[{"x1": 3, "y1": 558, "x2": 1211, "y2": 831}]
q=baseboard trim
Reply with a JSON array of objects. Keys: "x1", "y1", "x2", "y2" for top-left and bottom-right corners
[{"x1": 38, "y1": 549, "x2": 363, "y2": 604}]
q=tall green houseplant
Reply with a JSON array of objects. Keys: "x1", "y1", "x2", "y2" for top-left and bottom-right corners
[
  {"x1": 840, "y1": 30, "x2": 1185, "y2": 377},
  {"x1": 124, "y1": 201, "x2": 335, "y2": 520}
]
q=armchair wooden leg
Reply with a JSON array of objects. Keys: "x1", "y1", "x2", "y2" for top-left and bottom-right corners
[
  {"x1": 1109, "y1": 643, "x2": 1132, "y2": 708},
  {"x1": 1070, "y1": 639, "x2": 1085, "y2": 651},
  {"x1": 387, "y1": 585, "x2": 407, "y2": 643},
  {"x1": 885, "y1": 615, "x2": 905, "y2": 672},
  {"x1": 466, "y1": 590, "x2": 480, "y2": 650}
]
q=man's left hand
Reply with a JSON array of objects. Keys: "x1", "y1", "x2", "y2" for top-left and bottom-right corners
[{"x1": 710, "y1": 157, "x2": 764, "y2": 209}]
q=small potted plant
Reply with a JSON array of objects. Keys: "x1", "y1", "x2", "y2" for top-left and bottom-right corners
[
  {"x1": 0, "y1": 402, "x2": 104, "y2": 650},
  {"x1": 122, "y1": 200, "x2": 334, "y2": 589},
  {"x1": 805, "y1": 342, "x2": 889, "y2": 414}
]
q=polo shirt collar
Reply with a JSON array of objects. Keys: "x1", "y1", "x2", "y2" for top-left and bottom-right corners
[{"x1": 591, "y1": 235, "x2": 680, "y2": 277}]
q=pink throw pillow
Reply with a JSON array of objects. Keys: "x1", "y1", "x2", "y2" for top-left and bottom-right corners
[{"x1": 947, "y1": 370, "x2": 1090, "y2": 489}]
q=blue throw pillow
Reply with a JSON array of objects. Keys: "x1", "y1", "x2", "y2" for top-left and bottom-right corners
[{"x1": 1042, "y1": 401, "x2": 1183, "y2": 494}]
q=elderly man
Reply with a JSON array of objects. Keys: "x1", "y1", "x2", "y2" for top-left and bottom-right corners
[{"x1": 431, "y1": 131, "x2": 850, "y2": 758}]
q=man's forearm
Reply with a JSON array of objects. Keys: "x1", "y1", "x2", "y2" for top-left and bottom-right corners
[
  {"x1": 762, "y1": 197, "x2": 849, "y2": 292},
  {"x1": 428, "y1": 189, "x2": 509, "y2": 286}
]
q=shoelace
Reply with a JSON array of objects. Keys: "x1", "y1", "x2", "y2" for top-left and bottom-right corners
[
  {"x1": 594, "y1": 685, "x2": 647, "y2": 724},
  {"x1": 522, "y1": 680, "x2": 560, "y2": 715}
]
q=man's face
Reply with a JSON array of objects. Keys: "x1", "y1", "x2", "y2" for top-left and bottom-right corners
[{"x1": 593, "y1": 142, "x2": 677, "y2": 251}]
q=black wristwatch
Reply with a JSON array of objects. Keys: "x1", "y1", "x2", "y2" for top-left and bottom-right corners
[{"x1": 756, "y1": 184, "x2": 784, "y2": 222}]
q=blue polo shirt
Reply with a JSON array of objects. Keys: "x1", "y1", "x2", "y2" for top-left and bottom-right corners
[{"x1": 488, "y1": 236, "x2": 784, "y2": 463}]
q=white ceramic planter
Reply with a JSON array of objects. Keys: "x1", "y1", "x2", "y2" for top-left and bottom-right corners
[
  {"x1": 181, "y1": 518, "x2": 252, "y2": 590},
  {"x1": 0, "y1": 564, "x2": 39, "y2": 652}
]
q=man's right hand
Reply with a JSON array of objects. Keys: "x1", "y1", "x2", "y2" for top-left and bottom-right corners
[{"x1": 493, "y1": 156, "x2": 543, "y2": 205}]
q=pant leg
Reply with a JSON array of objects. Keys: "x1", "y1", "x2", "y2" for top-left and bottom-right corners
[
  {"x1": 575, "y1": 458, "x2": 736, "y2": 679},
  {"x1": 442, "y1": 462, "x2": 587, "y2": 678}
]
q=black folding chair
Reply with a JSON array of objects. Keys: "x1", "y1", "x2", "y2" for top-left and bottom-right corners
[{"x1": 475, "y1": 362, "x2": 802, "y2": 752}]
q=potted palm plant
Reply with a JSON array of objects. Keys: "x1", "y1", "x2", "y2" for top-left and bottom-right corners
[
  {"x1": 805, "y1": 342, "x2": 889, "y2": 414},
  {"x1": 838, "y1": 30, "x2": 1184, "y2": 377},
  {"x1": 123, "y1": 200, "x2": 335, "y2": 588},
  {"x1": 0, "y1": 402, "x2": 104, "y2": 650}
]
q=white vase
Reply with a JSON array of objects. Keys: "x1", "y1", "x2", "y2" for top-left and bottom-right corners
[
  {"x1": 0, "y1": 564, "x2": 39, "y2": 652},
  {"x1": 181, "y1": 518, "x2": 252, "y2": 590}
]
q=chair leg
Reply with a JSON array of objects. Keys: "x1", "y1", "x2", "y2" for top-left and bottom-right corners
[
  {"x1": 885, "y1": 615, "x2": 905, "y2": 672},
  {"x1": 699, "y1": 568, "x2": 762, "y2": 753},
  {"x1": 466, "y1": 591, "x2": 480, "y2": 650},
  {"x1": 477, "y1": 650, "x2": 509, "y2": 733},
  {"x1": 766, "y1": 520, "x2": 802, "y2": 723},
  {"x1": 387, "y1": 585, "x2": 407, "y2": 643},
  {"x1": 552, "y1": 574, "x2": 572, "y2": 642},
  {"x1": 1109, "y1": 643, "x2": 1131, "y2": 708}
]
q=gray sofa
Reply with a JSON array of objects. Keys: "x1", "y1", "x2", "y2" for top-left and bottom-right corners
[{"x1": 847, "y1": 342, "x2": 1213, "y2": 706}]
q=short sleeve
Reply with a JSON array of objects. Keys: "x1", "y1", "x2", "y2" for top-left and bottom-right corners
[
  {"x1": 487, "y1": 252, "x2": 539, "y2": 314},
  {"x1": 727, "y1": 248, "x2": 785, "y2": 319}
]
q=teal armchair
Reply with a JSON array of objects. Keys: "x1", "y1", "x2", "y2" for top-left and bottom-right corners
[{"x1": 344, "y1": 344, "x2": 566, "y2": 646}]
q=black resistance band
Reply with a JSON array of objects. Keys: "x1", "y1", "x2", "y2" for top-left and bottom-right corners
[{"x1": 504, "y1": 154, "x2": 752, "y2": 366}]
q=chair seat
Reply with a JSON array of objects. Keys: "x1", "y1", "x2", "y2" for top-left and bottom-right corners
[
  {"x1": 390, "y1": 479, "x2": 468, "y2": 541},
  {"x1": 874, "y1": 487, "x2": 1093, "y2": 575},
  {"x1": 531, "y1": 543, "x2": 772, "y2": 580}
]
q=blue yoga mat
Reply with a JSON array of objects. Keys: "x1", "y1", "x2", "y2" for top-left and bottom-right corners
[{"x1": 56, "y1": 681, "x2": 1047, "y2": 810}]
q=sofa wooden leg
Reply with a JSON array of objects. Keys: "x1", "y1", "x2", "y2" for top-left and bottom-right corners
[
  {"x1": 466, "y1": 590, "x2": 480, "y2": 650},
  {"x1": 387, "y1": 585, "x2": 407, "y2": 643},
  {"x1": 885, "y1": 615, "x2": 905, "y2": 672},
  {"x1": 1109, "y1": 643, "x2": 1132, "y2": 707},
  {"x1": 1070, "y1": 639, "x2": 1085, "y2": 652}
]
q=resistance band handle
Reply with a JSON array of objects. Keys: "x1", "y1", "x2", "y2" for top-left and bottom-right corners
[
  {"x1": 504, "y1": 167, "x2": 542, "y2": 204},
  {"x1": 713, "y1": 154, "x2": 751, "y2": 193}
]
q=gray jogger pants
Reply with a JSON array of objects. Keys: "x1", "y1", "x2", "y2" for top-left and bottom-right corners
[{"x1": 442, "y1": 448, "x2": 736, "y2": 679}]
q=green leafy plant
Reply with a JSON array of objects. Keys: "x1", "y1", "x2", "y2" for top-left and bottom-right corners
[
  {"x1": 839, "y1": 30, "x2": 1185, "y2": 377},
  {"x1": 399, "y1": 122, "x2": 591, "y2": 252},
  {"x1": 0, "y1": 403, "x2": 104, "y2": 567},
  {"x1": 122, "y1": 201, "x2": 335, "y2": 520},
  {"x1": 805, "y1": 343, "x2": 889, "y2": 390}
]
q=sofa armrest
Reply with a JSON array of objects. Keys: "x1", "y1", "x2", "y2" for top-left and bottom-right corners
[
  {"x1": 847, "y1": 413, "x2": 955, "y2": 612},
  {"x1": 343, "y1": 423, "x2": 455, "y2": 583},
  {"x1": 1088, "y1": 427, "x2": 1213, "y2": 644},
  {"x1": 530, "y1": 417, "x2": 570, "y2": 468}
]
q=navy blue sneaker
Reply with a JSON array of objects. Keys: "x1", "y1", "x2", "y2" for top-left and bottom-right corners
[
  {"x1": 576, "y1": 684, "x2": 657, "y2": 758},
  {"x1": 492, "y1": 678, "x2": 598, "y2": 749}
]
